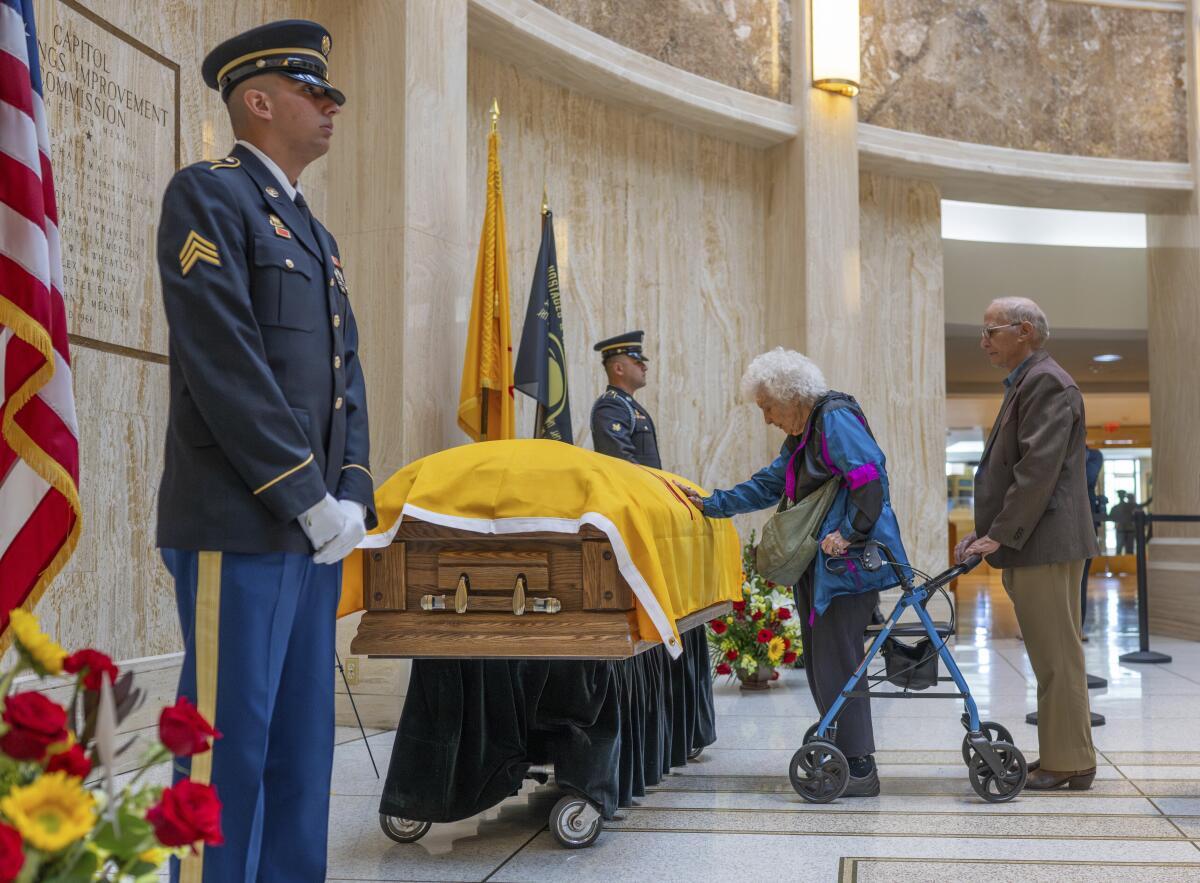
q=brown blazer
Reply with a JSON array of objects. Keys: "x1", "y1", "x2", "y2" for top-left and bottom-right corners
[{"x1": 974, "y1": 350, "x2": 1099, "y2": 568}]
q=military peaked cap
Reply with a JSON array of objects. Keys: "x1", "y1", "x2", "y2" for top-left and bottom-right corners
[
  {"x1": 594, "y1": 330, "x2": 649, "y2": 363},
  {"x1": 202, "y1": 20, "x2": 345, "y2": 106}
]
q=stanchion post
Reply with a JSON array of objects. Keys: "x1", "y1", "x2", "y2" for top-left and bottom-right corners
[{"x1": 1119, "y1": 510, "x2": 1173, "y2": 665}]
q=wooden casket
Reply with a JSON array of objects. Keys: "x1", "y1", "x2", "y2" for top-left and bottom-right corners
[{"x1": 351, "y1": 517, "x2": 732, "y2": 660}]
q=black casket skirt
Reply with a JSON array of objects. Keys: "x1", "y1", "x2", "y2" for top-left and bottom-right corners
[{"x1": 378, "y1": 624, "x2": 715, "y2": 822}]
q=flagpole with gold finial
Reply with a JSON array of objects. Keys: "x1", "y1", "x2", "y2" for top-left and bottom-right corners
[
  {"x1": 541, "y1": 184, "x2": 549, "y2": 216},
  {"x1": 490, "y1": 97, "x2": 499, "y2": 132}
]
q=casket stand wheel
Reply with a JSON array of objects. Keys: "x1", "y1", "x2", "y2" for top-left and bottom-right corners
[
  {"x1": 379, "y1": 814, "x2": 431, "y2": 844},
  {"x1": 549, "y1": 794, "x2": 603, "y2": 849}
]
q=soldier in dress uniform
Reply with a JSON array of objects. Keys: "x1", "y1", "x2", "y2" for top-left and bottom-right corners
[
  {"x1": 590, "y1": 330, "x2": 661, "y2": 469},
  {"x1": 155, "y1": 20, "x2": 374, "y2": 882}
]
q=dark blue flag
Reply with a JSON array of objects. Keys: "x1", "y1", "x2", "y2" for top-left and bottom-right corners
[{"x1": 514, "y1": 210, "x2": 572, "y2": 442}]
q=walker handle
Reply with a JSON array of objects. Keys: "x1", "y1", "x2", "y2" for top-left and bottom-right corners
[{"x1": 923, "y1": 555, "x2": 983, "y2": 593}]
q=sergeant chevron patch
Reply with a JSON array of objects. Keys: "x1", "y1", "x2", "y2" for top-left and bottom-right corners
[{"x1": 180, "y1": 231, "x2": 221, "y2": 275}]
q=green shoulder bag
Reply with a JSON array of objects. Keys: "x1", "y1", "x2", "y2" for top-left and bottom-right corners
[{"x1": 754, "y1": 477, "x2": 840, "y2": 587}]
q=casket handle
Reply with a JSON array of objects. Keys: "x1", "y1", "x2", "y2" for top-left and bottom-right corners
[
  {"x1": 455, "y1": 574, "x2": 470, "y2": 613},
  {"x1": 512, "y1": 573, "x2": 527, "y2": 616}
]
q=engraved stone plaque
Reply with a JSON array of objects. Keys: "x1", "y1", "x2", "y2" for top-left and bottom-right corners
[{"x1": 33, "y1": 0, "x2": 179, "y2": 355}]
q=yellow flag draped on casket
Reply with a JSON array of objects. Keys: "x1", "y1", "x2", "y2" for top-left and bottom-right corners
[
  {"x1": 353, "y1": 439, "x2": 742, "y2": 656},
  {"x1": 457, "y1": 103, "x2": 515, "y2": 442}
]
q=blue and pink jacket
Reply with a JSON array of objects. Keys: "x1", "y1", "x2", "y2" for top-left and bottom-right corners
[{"x1": 701, "y1": 392, "x2": 910, "y2": 614}]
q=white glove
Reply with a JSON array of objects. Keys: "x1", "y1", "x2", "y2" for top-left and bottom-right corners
[
  {"x1": 298, "y1": 493, "x2": 344, "y2": 551},
  {"x1": 313, "y1": 499, "x2": 367, "y2": 566}
]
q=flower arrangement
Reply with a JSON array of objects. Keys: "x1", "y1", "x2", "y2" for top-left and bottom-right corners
[
  {"x1": 0, "y1": 610, "x2": 223, "y2": 881},
  {"x1": 707, "y1": 534, "x2": 803, "y2": 686}
]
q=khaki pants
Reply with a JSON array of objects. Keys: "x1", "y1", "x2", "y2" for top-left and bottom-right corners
[{"x1": 1003, "y1": 561, "x2": 1096, "y2": 772}]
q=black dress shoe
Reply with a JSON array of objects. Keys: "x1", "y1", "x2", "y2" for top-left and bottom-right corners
[{"x1": 843, "y1": 767, "x2": 880, "y2": 797}]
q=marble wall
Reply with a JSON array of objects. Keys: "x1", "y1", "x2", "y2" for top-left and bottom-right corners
[
  {"x1": 468, "y1": 49, "x2": 773, "y2": 503},
  {"x1": 535, "y1": 0, "x2": 792, "y2": 102},
  {"x1": 860, "y1": 0, "x2": 1188, "y2": 162},
  {"x1": 857, "y1": 173, "x2": 947, "y2": 574}
]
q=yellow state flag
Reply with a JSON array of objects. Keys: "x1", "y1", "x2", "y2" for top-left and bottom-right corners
[{"x1": 457, "y1": 111, "x2": 515, "y2": 442}]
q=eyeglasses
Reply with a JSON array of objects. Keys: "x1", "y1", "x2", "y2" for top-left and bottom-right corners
[{"x1": 981, "y1": 322, "x2": 1021, "y2": 340}]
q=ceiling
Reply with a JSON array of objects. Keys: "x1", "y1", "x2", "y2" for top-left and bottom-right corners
[{"x1": 945, "y1": 328, "x2": 1149, "y2": 395}]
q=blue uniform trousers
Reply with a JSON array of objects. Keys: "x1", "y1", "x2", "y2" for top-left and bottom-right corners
[{"x1": 163, "y1": 549, "x2": 340, "y2": 883}]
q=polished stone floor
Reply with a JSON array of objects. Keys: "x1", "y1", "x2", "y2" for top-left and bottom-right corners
[{"x1": 323, "y1": 572, "x2": 1200, "y2": 881}]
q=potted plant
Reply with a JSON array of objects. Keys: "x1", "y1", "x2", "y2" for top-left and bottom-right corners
[
  {"x1": 707, "y1": 534, "x2": 803, "y2": 691},
  {"x1": 0, "y1": 610, "x2": 223, "y2": 881}
]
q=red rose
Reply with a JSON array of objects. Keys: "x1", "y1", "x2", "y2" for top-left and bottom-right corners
[
  {"x1": 46, "y1": 742, "x2": 93, "y2": 779},
  {"x1": 776, "y1": 607, "x2": 792, "y2": 621},
  {"x1": 715, "y1": 662, "x2": 732, "y2": 676},
  {"x1": 64, "y1": 649, "x2": 119, "y2": 692},
  {"x1": 147, "y1": 780, "x2": 224, "y2": 849},
  {"x1": 782, "y1": 638, "x2": 791, "y2": 650},
  {"x1": 159, "y1": 697, "x2": 222, "y2": 757},
  {"x1": 731, "y1": 600, "x2": 746, "y2": 613},
  {"x1": 0, "y1": 822, "x2": 23, "y2": 882},
  {"x1": 771, "y1": 670, "x2": 781, "y2": 681},
  {"x1": 709, "y1": 619, "x2": 727, "y2": 635},
  {"x1": 766, "y1": 581, "x2": 776, "y2": 588},
  {"x1": 751, "y1": 611, "x2": 763, "y2": 621},
  {"x1": 756, "y1": 628, "x2": 772, "y2": 644},
  {"x1": 0, "y1": 691, "x2": 68, "y2": 762},
  {"x1": 725, "y1": 648, "x2": 738, "y2": 662},
  {"x1": 783, "y1": 651, "x2": 798, "y2": 665}
]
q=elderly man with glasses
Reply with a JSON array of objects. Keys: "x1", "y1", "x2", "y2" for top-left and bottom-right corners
[{"x1": 955, "y1": 297, "x2": 1098, "y2": 791}]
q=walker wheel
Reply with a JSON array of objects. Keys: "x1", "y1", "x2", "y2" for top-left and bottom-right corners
[
  {"x1": 961, "y1": 721, "x2": 1015, "y2": 766},
  {"x1": 379, "y1": 814, "x2": 431, "y2": 843},
  {"x1": 967, "y1": 741, "x2": 1027, "y2": 803},
  {"x1": 789, "y1": 740, "x2": 849, "y2": 804},
  {"x1": 687, "y1": 746, "x2": 704, "y2": 761},
  {"x1": 549, "y1": 795, "x2": 603, "y2": 849}
]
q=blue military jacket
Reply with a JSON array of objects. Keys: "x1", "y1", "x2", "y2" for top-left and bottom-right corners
[
  {"x1": 155, "y1": 142, "x2": 376, "y2": 554},
  {"x1": 591, "y1": 385, "x2": 661, "y2": 469}
]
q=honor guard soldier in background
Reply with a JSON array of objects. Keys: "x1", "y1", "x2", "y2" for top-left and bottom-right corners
[
  {"x1": 590, "y1": 330, "x2": 661, "y2": 469},
  {"x1": 155, "y1": 21, "x2": 374, "y2": 882}
]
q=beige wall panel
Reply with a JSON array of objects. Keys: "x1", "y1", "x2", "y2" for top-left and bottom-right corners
[
  {"x1": 858, "y1": 172, "x2": 948, "y2": 574},
  {"x1": 1142, "y1": 0, "x2": 1200, "y2": 636},
  {"x1": 32, "y1": 347, "x2": 176, "y2": 660},
  {"x1": 860, "y1": 0, "x2": 1187, "y2": 162},
  {"x1": 534, "y1": 0, "x2": 792, "y2": 102},
  {"x1": 467, "y1": 49, "x2": 771, "y2": 506}
]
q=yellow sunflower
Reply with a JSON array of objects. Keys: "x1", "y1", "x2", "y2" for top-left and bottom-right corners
[
  {"x1": 0, "y1": 772, "x2": 97, "y2": 852},
  {"x1": 7, "y1": 609, "x2": 66, "y2": 676},
  {"x1": 767, "y1": 636, "x2": 786, "y2": 663}
]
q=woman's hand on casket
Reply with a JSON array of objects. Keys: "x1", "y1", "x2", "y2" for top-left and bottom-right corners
[{"x1": 674, "y1": 481, "x2": 705, "y2": 511}]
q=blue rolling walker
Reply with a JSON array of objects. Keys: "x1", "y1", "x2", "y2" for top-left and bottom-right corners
[{"x1": 789, "y1": 543, "x2": 1028, "y2": 804}]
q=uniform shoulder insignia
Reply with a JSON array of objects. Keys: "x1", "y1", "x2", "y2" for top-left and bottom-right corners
[
  {"x1": 208, "y1": 156, "x2": 241, "y2": 170},
  {"x1": 604, "y1": 390, "x2": 618, "y2": 398},
  {"x1": 612, "y1": 423, "x2": 622, "y2": 432},
  {"x1": 180, "y1": 230, "x2": 221, "y2": 275}
]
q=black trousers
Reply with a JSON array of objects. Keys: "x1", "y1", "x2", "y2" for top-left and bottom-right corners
[{"x1": 794, "y1": 573, "x2": 880, "y2": 758}]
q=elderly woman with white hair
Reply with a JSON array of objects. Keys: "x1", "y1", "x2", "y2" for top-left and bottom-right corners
[{"x1": 676, "y1": 348, "x2": 909, "y2": 797}]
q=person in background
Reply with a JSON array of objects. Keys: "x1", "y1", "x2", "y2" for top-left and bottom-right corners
[{"x1": 1080, "y1": 446, "x2": 1104, "y2": 640}]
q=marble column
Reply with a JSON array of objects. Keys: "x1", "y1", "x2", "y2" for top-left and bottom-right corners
[
  {"x1": 858, "y1": 173, "x2": 947, "y2": 574},
  {"x1": 1142, "y1": 1, "x2": 1200, "y2": 642},
  {"x1": 318, "y1": 0, "x2": 472, "y2": 725},
  {"x1": 766, "y1": 7, "x2": 946, "y2": 573}
]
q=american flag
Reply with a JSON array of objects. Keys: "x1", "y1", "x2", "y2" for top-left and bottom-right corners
[{"x1": 0, "y1": 0, "x2": 81, "y2": 633}]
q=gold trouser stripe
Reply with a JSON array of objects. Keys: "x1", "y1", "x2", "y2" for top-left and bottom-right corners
[
  {"x1": 253, "y1": 452, "x2": 314, "y2": 495},
  {"x1": 341, "y1": 463, "x2": 373, "y2": 480},
  {"x1": 217, "y1": 47, "x2": 327, "y2": 82},
  {"x1": 181, "y1": 551, "x2": 222, "y2": 883}
]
